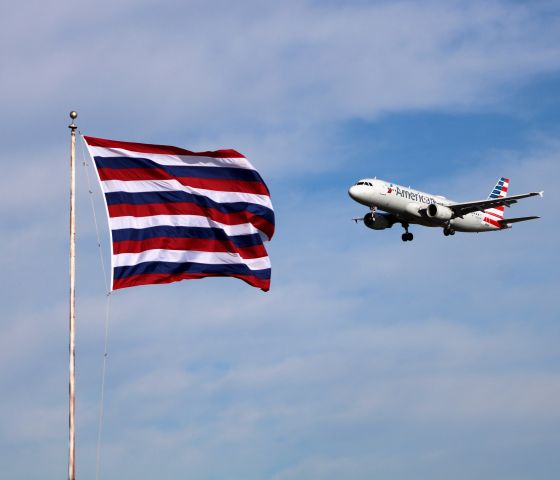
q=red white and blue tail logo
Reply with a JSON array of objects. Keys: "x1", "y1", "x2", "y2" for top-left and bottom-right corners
[{"x1": 483, "y1": 177, "x2": 509, "y2": 227}]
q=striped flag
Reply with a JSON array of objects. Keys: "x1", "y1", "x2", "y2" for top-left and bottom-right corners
[{"x1": 83, "y1": 136, "x2": 274, "y2": 291}]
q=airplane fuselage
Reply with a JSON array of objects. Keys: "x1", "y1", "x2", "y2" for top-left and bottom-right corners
[{"x1": 348, "y1": 178, "x2": 498, "y2": 233}]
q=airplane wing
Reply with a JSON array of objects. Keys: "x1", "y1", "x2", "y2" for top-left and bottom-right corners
[{"x1": 447, "y1": 191, "x2": 543, "y2": 217}]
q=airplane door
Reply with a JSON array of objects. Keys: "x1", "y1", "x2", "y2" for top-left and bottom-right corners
[{"x1": 376, "y1": 182, "x2": 389, "y2": 208}]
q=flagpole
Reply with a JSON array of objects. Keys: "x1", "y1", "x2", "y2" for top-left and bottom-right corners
[{"x1": 68, "y1": 110, "x2": 78, "y2": 480}]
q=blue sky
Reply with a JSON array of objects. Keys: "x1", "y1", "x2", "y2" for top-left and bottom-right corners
[{"x1": 1, "y1": 1, "x2": 559, "y2": 479}]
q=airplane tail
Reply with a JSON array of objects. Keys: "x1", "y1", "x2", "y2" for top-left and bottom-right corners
[{"x1": 484, "y1": 177, "x2": 509, "y2": 221}]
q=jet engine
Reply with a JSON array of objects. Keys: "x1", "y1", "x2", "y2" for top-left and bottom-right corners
[
  {"x1": 364, "y1": 212, "x2": 392, "y2": 230},
  {"x1": 426, "y1": 203, "x2": 453, "y2": 221}
]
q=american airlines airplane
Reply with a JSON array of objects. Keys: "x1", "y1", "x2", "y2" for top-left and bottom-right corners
[{"x1": 348, "y1": 177, "x2": 543, "y2": 241}]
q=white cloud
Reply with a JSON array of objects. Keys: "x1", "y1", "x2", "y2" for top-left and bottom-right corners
[{"x1": 2, "y1": 2, "x2": 560, "y2": 151}]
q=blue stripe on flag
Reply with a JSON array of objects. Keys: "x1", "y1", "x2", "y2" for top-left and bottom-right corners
[
  {"x1": 112, "y1": 226, "x2": 263, "y2": 248},
  {"x1": 114, "y1": 260, "x2": 271, "y2": 280},
  {"x1": 94, "y1": 156, "x2": 264, "y2": 183}
]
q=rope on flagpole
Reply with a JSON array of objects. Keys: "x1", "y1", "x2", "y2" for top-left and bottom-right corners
[
  {"x1": 79, "y1": 135, "x2": 112, "y2": 480},
  {"x1": 94, "y1": 292, "x2": 111, "y2": 480},
  {"x1": 80, "y1": 135, "x2": 109, "y2": 292}
]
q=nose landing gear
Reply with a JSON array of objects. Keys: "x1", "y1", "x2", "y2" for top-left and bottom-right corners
[{"x1": 401, "y1": 223, "x2": 413, "y2": 242}]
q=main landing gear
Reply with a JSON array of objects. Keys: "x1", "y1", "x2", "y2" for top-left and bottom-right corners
[
  {"x1": 443, "y1": 226, "x2": 455, "y2": 237},
  {"x1": 401, "y1": 223, "x2": 413, "y2": 242}
]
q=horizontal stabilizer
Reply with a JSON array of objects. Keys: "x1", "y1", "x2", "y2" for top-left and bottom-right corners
[
  {"x1": 450, "y1": 191, "x2": 543, "y2": 217},
  {"x1": 498, "y1": 216, "x2": 540, "y2": 225}
]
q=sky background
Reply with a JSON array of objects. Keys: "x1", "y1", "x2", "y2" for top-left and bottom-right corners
[{"x1": 1, "y1": 1, "x2": 559, "y2": 479}]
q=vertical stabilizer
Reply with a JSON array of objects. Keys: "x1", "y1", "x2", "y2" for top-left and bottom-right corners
[{"x1": 483, "y1": 177, "x2": 509, "y2": 226}]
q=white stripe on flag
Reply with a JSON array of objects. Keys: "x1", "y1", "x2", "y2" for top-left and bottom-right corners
[
  {"x1": 113, "y1": 249, "x2": 271, "y2": 270},
  {"x1": 101, "y1": 179, "x2": 273, "y2": 209},
  {"x1": 109, "y1": 214, "x2": 265, "y2": 238},
  {"x1": 88, "y1": 146, "x2": 256, "y2": 170}
]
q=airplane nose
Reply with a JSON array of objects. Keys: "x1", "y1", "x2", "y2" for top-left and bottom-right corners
[{"x1": 348, "y1": 185, "x2": 359, "y2": 200}]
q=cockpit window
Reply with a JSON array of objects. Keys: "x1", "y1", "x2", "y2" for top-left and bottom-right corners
[{"x1": 356, "y1": 181, "x2": 373, "y2": 186}]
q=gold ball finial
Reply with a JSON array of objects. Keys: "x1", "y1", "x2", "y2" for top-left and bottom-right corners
[{"x1": 68, "y1": 111, "x2": 78, "y2": 131}]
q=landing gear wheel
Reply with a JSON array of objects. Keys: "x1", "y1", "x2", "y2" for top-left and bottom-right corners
[
  {"x1": 444, "y1": 229, "x2": 449, "y2": 236},
  {"x1": 401, "y1": 223, "x2": 413, "y2": 242},
  {"x1": 401, "y1": 232, "x2": 414, "y2": 242},
  {"x1": 450, "y1": 230, "x2": 455, "y2": 236}
]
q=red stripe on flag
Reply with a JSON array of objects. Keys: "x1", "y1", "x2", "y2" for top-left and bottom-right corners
[
  {"x1": 113, "y1": 237, "x2": 268, "y2": 259},
  {"x1": 98, "y1": 167, "x2": 270, "y2": 195},
  {"x1": 113, "y1": 272, "x2": 270, "y2": 291},
  {"x1": 84, "y1": 136, "x2": 245, "y2": 158}
]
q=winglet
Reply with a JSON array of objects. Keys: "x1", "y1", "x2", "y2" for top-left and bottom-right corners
[{"x1": 539, "y1": 191, "x2": 544, "y2": 197}]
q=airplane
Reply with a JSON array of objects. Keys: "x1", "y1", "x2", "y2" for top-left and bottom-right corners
[{"x1": 348, "y1": 177, "x2": 543, "y2": 242}]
